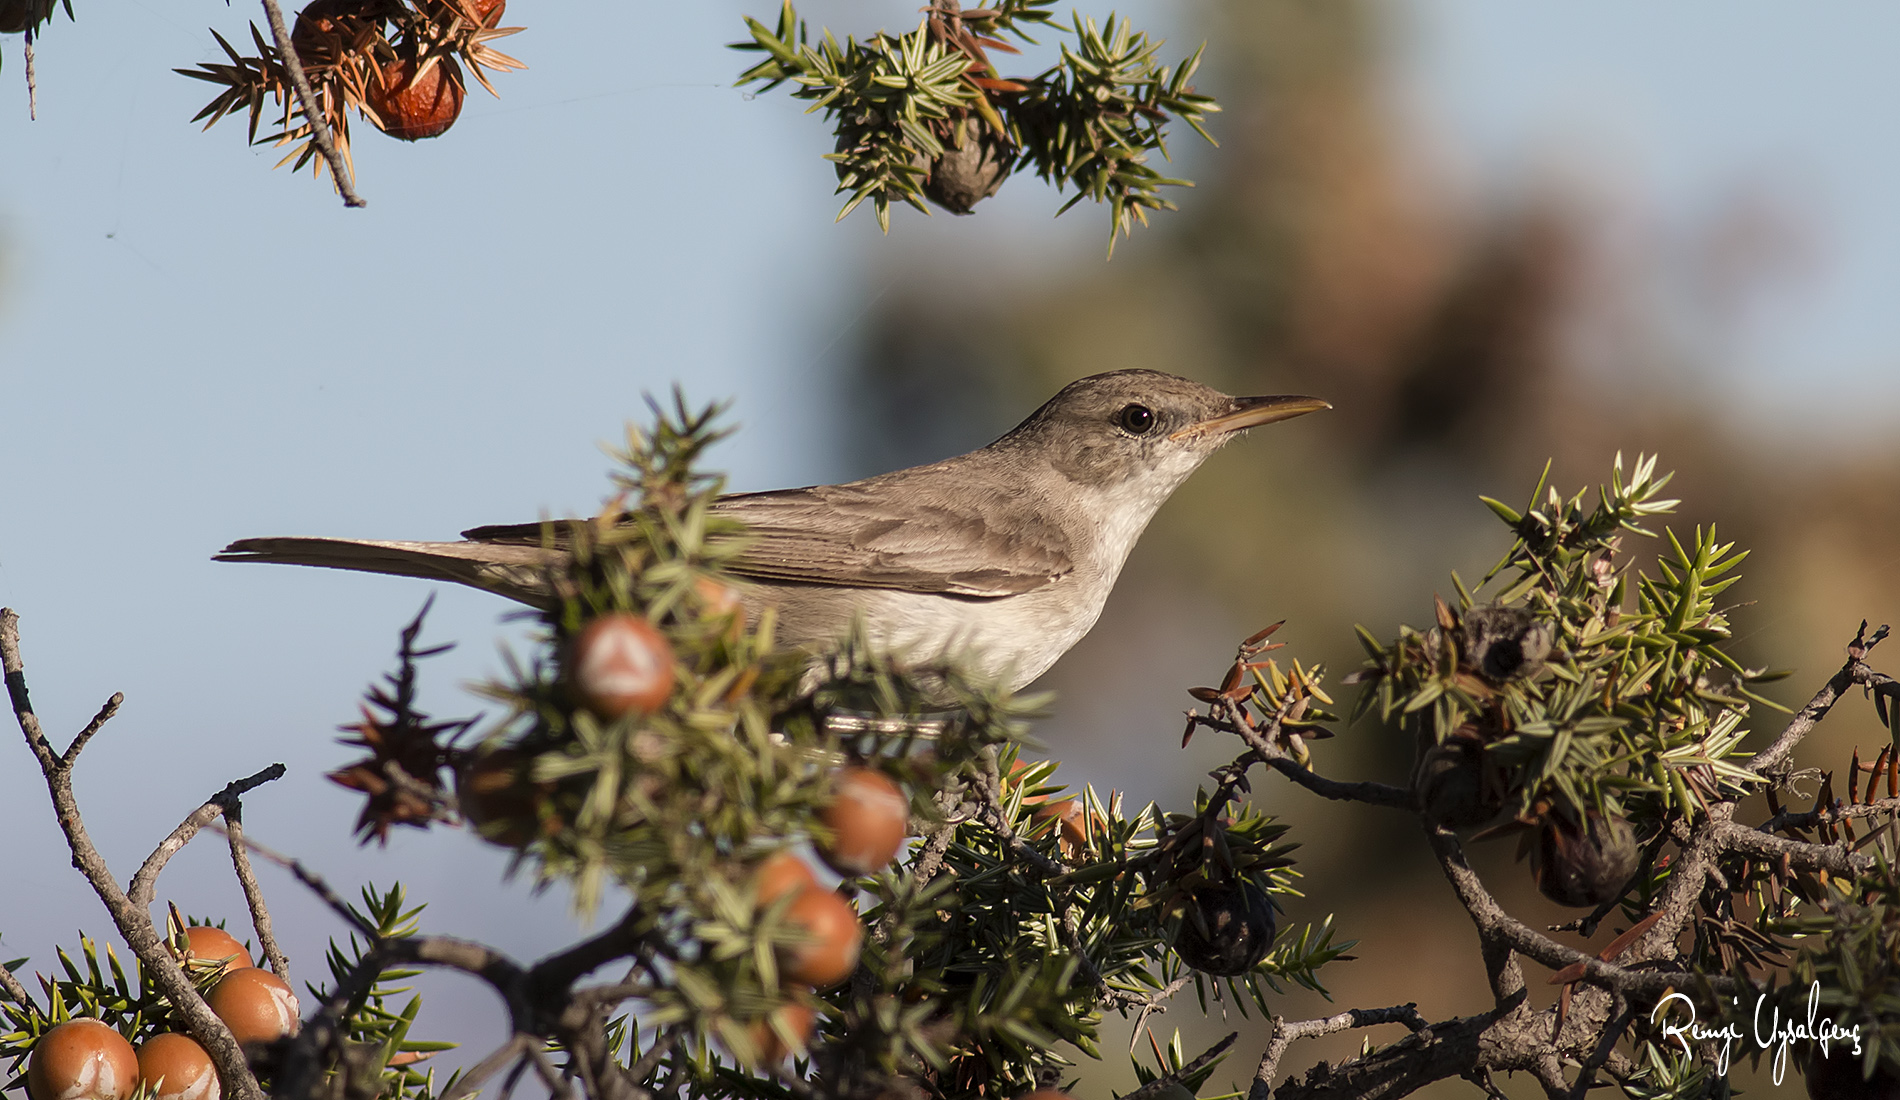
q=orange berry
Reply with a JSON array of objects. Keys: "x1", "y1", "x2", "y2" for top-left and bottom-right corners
[
  {"x1": 135, "y1": 1034, "x2": 219, "y2": 1100},
  {"x1": 779, "y1": 887, "x2": 862, "y2": 988},
  {"x1": 205, "y1": 968, "x2": 300, "y2": 1048},
  {"x1": 27, "y1": 1019, "x2": 138, "y2": 1100},
  {"x1": 754, "y1": 851, "x2": 818, "y2": 908},
  {"x1": 693, "y1": 577, "x2": 745, "y2": 619},
  {"x1": 816, "y1": 768, "x2": 908, "y2": 876},
  {"x1": 1007, "y1": 758, "x2": 1060, "y2": 806},
  {"x1": 180, "y1": 926, "x2": 251, "y2": 970},
  {"x1": 572, "y1": 614, "x2": 676, "y2": 720},
  {"x1": 744, "y1": 1001, "x2": 815, "y2": 1066}
]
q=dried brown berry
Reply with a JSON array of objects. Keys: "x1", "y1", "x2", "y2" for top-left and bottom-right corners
[
  {"x1": 1414, "y1": 742, "x2": 1500, "y2": 828},
  {"x1": 1532, "y1": 812, "x2": 1638, "y2": 908},
  {"x1": 290, "y1": 0, "x2": 384, "y2": 73},
  {"x1": 1802, "y1": 1046, "x2": 1900, "y2": 1100},
  {"x1": 923, "y1": 125, "x2": 1015, "y2": 214},
  {"x1": 0, "y1": 0, "x2": 55, "y2": 35},
  {"x1": 418, "y1": 0, "x2": 504, "y2": 25},
  {"x1": 1460, "y1": 606, "x2": 1552, "y2": 683},
  {"x1": 366, "y1": 56, "x2": 466, "y2": 141},
  {"x1": 1172, "y1": 880, "x2": 1276, "y2": 976},
  {"x1": 457, "y1": 748, "x2": 540, "y2": 848}
]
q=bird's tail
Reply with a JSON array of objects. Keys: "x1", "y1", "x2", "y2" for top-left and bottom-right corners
[{"x1": 214, "y1": 537, "x2": 559, "y2": 606}]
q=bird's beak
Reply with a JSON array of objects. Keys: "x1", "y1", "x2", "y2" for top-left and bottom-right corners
[{"x1": 1171, "y1": 395, "x2": 1331, "y2": 441}]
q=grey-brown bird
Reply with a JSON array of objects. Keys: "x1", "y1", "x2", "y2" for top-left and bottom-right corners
[{"x1": 217, "y1": 370, "x2": 1326, "y2": 691}]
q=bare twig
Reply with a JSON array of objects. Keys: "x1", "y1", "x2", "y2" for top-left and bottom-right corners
[
  {"x1": 0, "y1": 957, "x2": 32, "y2": 1009},
  {"x1": 528, "y1": 904, "x2": 647, "y2": 1004},
  {"x1": 63, "y1": 694, "x2": 124, "y2": 767},
  {"x1": 525, "y1": 1043, "x2": 578, "y2": 1100},
  {"x1": 214, "y1": 823, "x2": 380, "y2": 938},
  {"x1": 625, "y1": 1025, "x2": 684, "y2": 1086},
  {"x1": 1128, "y1": 974, "x2": 1193, "y2": 1050},
  {"x1": 1714, "y1": 818, "x2": 1875, "y2": 878},
  {"x1": 1249, "y1": 1005, "x2": 1429, "y2": 1100},
  {"x1": 257, "y1": 0, "x2": 365, "y2": 207},
  {"x1": 129, "y1": 765, "x2": 287, "y2": 910},
  {"x1": 1752, "y1": 622, "x2": 1888, "y2": 777},
  {"x1": 1188, "y1": 706, "x2": 1412, "y2": 809},
  {"x1": 1, "y1": 609, "x2": 266, "y2": 1100},
  {"x1": 223, "y1": 805, "x2": 292, "y2": 980},
  {"x1": 23, "y1": 27, "x2": 36, "y2": 122},
  {"x1": 1423, "y1": 825, "x2": 1729, "y2": 999},
  {"x1": 975, "y1": 763, "x2": 1068, "y2": 878},
  {"x1": 1763, "y1": 793, "x2": 1900, "y2": 834}
]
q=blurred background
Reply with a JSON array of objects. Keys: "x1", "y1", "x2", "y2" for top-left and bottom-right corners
[{"x1": 5, "y1": 2, "x2": 1900, "y2": 1096}]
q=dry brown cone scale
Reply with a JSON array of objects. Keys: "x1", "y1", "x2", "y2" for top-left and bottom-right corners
[{"x1": 177, "y1": 0, "x2": 524, "y2": 188}]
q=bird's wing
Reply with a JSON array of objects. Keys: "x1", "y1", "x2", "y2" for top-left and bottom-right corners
[
  {"x1": 461, "y1": 483, "x2": 1073, "y2": 598},
  {"x1": 711, "y1": 484, "x2": 1072, "y2": 597}
]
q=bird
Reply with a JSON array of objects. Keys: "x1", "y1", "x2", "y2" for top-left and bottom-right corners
[{"x1": 217, "y1": 370, "x2": 1327, "y2": 692}]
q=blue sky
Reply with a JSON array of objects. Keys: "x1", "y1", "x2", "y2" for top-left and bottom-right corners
[
  {"x1": 4, "y1": 0, "x2": 1900, "y2": 1083},
  {"x1": 1394, "y1": 0, "x2": 1900, "y2": 427}
]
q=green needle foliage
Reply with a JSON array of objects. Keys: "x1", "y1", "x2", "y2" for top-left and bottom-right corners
[
  {"x1": 734, "y1": 0, "x2": 1217, "y2": 252},
  {"x1": 1350, "y1": 455, "x2": 1782, "y2": 862}
]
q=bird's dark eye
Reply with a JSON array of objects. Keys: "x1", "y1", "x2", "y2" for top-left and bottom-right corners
[{"x1": 1117, "y1": 404, "x2": 1156, "y2": 435}]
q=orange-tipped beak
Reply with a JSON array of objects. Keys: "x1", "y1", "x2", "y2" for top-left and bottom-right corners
[{"x1": 1170, "y1": 395, "x2": 1331, "y2": 441}]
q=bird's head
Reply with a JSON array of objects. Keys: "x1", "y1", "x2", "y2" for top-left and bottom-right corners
[{"x1": 1000, "y1": 369, "x2": 1329, "y2": 500}]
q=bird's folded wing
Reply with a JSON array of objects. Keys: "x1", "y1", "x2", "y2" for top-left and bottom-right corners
[{"x1": 461, "y1": 484, "x2": 1072, "y2": 599}]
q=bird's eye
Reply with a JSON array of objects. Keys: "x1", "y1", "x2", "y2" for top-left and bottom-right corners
[{"x1": 1118, "y1": 404, "x2": 1156, "y2": 435}]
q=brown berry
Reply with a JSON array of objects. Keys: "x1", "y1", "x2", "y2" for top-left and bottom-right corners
[
  {"x1": 289, "y1": 0, "x2": 381, "y2": 72},
  {"x1": 1532, "y1": 812, "x2": 1638, "y2": 908},
  {"x1": 1803, "y1": 1046, "x2": 1900, "y2": 1100},
  {"x1": 754, "y1": 851, "x2": 818, "y2": 908},
  {"x1": 572, "y1": 614, "x2": 676, "y2": 720},
  {"x1": 816, "y1": 767, "x2": 908, "y2": 876},
  {"x1": 1172, "y1": 880, "x2": 1276, "y2": 976},
  {"x1": 27, "y1": 1019, "x2": 138, "y2": 1100},
  {"x1": 136, "y1": 1034, "x2": 220, "y2": 1100},
  {"x1": 693, "y1": 577, "x2": 745, "y2": 620},
  {"x1": 366, "y1": 56, "x2": 465, "y2": 141},
  {"x1": 0, "y1": 0, "x2": 55, "y2": 35},
  {"x1": 1020, "y1": 1092, "x2": 1077, "y2": 1100},
  {"x1": 744, "y1": 1001, "x2": 815, "y2": 1066},
  {"x1": 457, "y1": 747, "x2": 540, "y2": 848},
  {"x1": 206, "y1": 968, "x2": 300, "y2": 1048},
  {"x1": 180, "y1": 926, "x2": 251, "y2": 970},
  {"x1": 779, "y1": 887, "x2": 862, "y2": 988},
  {"x1": 418, "y1": 0, "x2": 504, "y2": 25}
]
